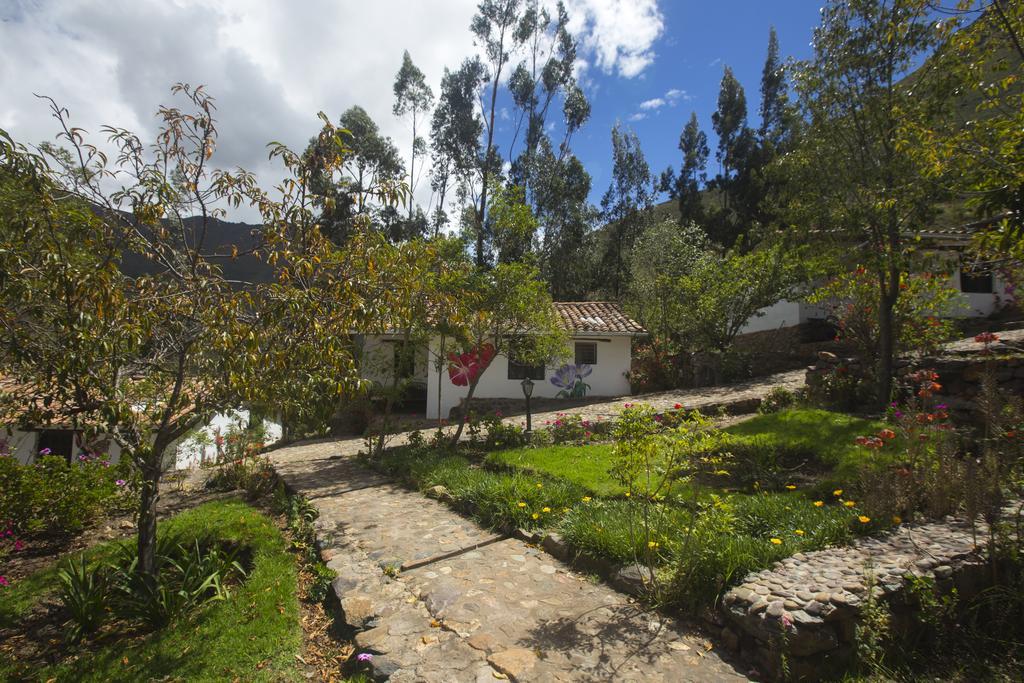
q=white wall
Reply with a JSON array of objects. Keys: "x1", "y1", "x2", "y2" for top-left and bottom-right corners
[
  {"x1": 360, "y1": 335, "x2": 429, "y2": 388},
  {"x1": 173, "y1": 409, "x2": 283, "y2": 470},
  {"x1": 425, "y1": 335, "x2": 634, "y2": 420},
  {"x1": 1, "y1": 426, "x2": 123, "y2": 465},
  {"x1": 946, "y1": 268, "x2": 1011, "y2": 318},
  {"x1": 739, "y1": 300, "x2": 804, "y2": 334}
]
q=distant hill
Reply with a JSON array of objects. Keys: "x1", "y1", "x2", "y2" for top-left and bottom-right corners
[{"x1": 117, "y1": 215, "x2": 275, "y2": 284}]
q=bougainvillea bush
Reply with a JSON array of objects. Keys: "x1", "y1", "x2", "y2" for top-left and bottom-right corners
[
  {"x1": 0, "y1": 449, "x2": 138, "y2": 538},
  {"x1": 810, "y1": 266, "x2": 961, "y2": 362}
]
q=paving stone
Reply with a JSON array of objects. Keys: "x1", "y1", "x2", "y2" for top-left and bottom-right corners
[
  {"x1": 268, "y1": 435, "x2": 751, "y2": 682},
  {"x1": 487, "y1": 648, "x2": 538, "y2": 680}
]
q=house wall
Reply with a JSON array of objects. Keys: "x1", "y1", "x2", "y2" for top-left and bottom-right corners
[
  {"x1": 2, "y1": 426, "x2": 123, "y2": 465},
  {"x1": 947, "y1": 268, "x2": 1011, "y2": 318},
  {"x1": 172, "y1": 409, "x2": 283, "y2": 469},
  {"x1": 360, "y1": 335, "x2": 429, "y2": 388},
  {"x1": 739, "y1": 300, "x2": 805, "y2": 335},
  {"x1": 425, "y1": 335, "x2": 634, "y2": 421}
]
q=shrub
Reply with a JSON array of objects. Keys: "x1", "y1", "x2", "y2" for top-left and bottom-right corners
[
  {"x1": 480, "y1": 412, "x2": 528, "y2": 450},
  {"x1": 57, "y1": 553, "x2": 109, "y2": 642},
  {"x1": 107, "y1": 537, "x2": 246, "y2": 630},
  {"x1": 206, "y1": 456, "x2": 277, "y2": 499},
  {"x1": 546, "y1": 413, "x2": 606, "y2": 444},
  {"x1": 758, "y1": 386, "x2": 797, "y2": 414},
  {"x1": 0, "y1": 452, "x2": 133, "y2": 537}
]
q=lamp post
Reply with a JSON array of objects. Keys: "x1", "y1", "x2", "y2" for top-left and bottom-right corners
[{"x1": 520, "y1": 377, "x2": 534, "y2": 436}]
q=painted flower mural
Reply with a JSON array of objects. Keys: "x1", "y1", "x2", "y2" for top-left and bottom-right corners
[
  {"x1": 447, "y1": 343, "x2": 496, "y2": 386},
  {"x1": 551, "y1": 363, "x2": 592, "y2": 398}
]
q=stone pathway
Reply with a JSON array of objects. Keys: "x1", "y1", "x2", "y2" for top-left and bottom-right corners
[
  {"x1": 522, "y1": 370, "x2": 804, "y2": 428},
  {"x1": 721, "y1": 509, "x2": 1015, "y2": 678},
  {"x1": 268, "y1": 441, "x2": 750, "y2": 682}
]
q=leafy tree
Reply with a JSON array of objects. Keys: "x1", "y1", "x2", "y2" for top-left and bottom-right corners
[
  {"x1": 303, "y1": 106, "x2": 408, "y2": 242},
  {"x1": 674, "y1": 112, "x2": 710, "y2": 226},
  {"x1": 918, "y1": 1, "x2": 1024, "y2": 266},
  {"x1": 626, "y1": 220, "x2": 708, "y2": 355},
  {"x1": 430, "y1": 59, "x2": 484, "y2": 236},
  {"x1": 668, "y1": 244, "x2": 801, "y2": 356},
  {"x1": 599, "y1": 123, "x2": 652, "y2": 297},
  {"x1": 708, "y1": 66, "x2": 756, "y2": 247},
  {"x1": 0, "y1": 88, "x2": 372, "y2": 581},
  {"x1": 786, "y1": 0, "x2": 947, "y2": 405},
  {"x1": 489, "y1": 181, "x2": 538, "y2": 264},
  {"x1": 506, "y1": 0, "x2": 587, "y2": 196},
  {"x1": 393, "y1": 51, "x2": 435, "y2": 220},
  {"x1": 445, "y1": 262, "x2": 567, "y2": 444},
  {"x1": 533, "y1": 139, "x2": 596, "y2": 300},
  {"x1": 471, "y1": 0, "x2": 526, "y2": 268},
  {"x1": 759, "y1": 26, "x2": 791, "y2": 151},
  {"x1": 808, "y1": 266, "x2": 962, "y2": 367}
]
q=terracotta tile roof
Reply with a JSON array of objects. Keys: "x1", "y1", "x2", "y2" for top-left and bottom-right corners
[{"x1": 553, "y1": 302, "x2": 646, "y2": 335}]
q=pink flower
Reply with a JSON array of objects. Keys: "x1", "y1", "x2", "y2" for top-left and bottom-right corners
[
  {"x1": 39, "y1": 448, "x2": 51, "y2": 456},
  {"x1": 0, "y1": 576, "x2": 9, "y2": 588},
  {"x1": 624, "y1": 402, "x2": 633, "y2": 408},
  {"x1": 356, "y1": 653, "x2": 373, "y2": 663},
  {"x1": 13, "y1": 539, "x2": 24, "y2": 552},
  {"x1": 115, "y1": 479, "x2": 127, "y2": 487}
]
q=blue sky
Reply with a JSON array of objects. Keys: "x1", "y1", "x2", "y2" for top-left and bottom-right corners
[{"x1": 563, "y1": 1, "x2": 826, "y2": 206}]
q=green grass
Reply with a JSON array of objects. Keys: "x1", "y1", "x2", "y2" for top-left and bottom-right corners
[
  {"x1": 2, "y1": 500, "x2": 302, "y2": 682},
  {"x1": 724, "y1": 408, "x2": 891, "y2": 480},
  {"x1": 485, "y1": 444, "x2": 621, "y2": 496}
]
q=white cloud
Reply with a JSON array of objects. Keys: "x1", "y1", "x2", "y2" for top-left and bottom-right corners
[
  {"x1": 708, "y1": 57, "x2": 722, "y2": 68},
  {"x1": 665, "y1": 88, "x2": 691, "y2": 102},
  {"x1": 564, "y1": 0, "x2": 664, "y2": 78},
  {"x1": 627, "y1": 112, "x2": 647, "y2": 122},
  {"x1": 0, "y1": 0, "x2": 664, "y2": 221},
  {"x1": 638, "y1": 97, "x2": 665, "y2": 111}
]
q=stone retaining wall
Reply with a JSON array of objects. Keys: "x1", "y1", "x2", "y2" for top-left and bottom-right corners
[
  {"x1": 806, "y1": 340, "x2": 1024, "y2": 418},
  {"x1": 719, "y1": 515, "x2": 999, "y2": 680}
]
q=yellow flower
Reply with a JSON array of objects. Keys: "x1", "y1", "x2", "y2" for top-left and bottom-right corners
[
  {"x1": 647, "y1": 540, "x2": 660, "y2": 549},
  {"x1": 516, "y1": 502, "x2": 526, "y2": 508},
  {"x1": 770, "y1": 538, "x2": 783, "y2": 545},
  {"x1": 542, "y1": 507, "x2": 551, "y2": 513},
  {"x1": 794, "y1": 529, "x2": 805, "y2": 536},
  {"x1": 813, "y1": 500, "x2": 824, "y2": 507},
  {"x1": 858, "y1": 515, "x2": 871, "y2": 524},
  {"x1": 892, "y1": 515, "x2": 902, "y2": 525},
  {"x1": 582, "y1": 496, "x2": 592, "y2": 503},
  {"x1": 562, "y1": 508, "x2": 570, "y2": 513},
  {"x1": 536, "y1": 483, "x2": 543, "y2": 489},
  {"x1": 833, "y1": 489, "x2": 843, "y2": 497},
  {"x1": 624, "y1": 491, "x2": 631, "y2": 498},
  {"x1": 785, "y1": 484, "x2": 797, "y2": 490},
  {"x1": 844, "y1": 500, "x2": 856, "y2": 508},
  {"x1": 531, "y1": 513, "x2": 539, "y2": 520}
]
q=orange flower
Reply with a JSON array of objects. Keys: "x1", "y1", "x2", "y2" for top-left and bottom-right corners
[
  {"x1": 858, "y1": 515, "x2": 871, "y2": 524},
  {"x1": 878, "y1": 429, "x2": 896, "y2": 440}
]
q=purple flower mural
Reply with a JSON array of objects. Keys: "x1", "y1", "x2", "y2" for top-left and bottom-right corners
[{"x1": 551, "y1": 363, "x2": 592, "y2": 398}]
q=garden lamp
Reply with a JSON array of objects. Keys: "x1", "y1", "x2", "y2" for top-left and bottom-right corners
[{"x1": 521, "y1": 377, "x2": 534, "y2": 435}]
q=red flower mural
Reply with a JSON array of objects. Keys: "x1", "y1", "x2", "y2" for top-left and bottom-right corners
[{"x1": 447, "y1": 343, "x2": 496, "y2": 386}]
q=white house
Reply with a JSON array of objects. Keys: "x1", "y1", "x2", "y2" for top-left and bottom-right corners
[
  {"x1": 2, "y1": 408, "x2": 281, "y2": 469},
  {"x1": 739, "y1": 223, "x2": 1015, "y2": 336},
  {"x1": 356, "y1": 302, "x2": 646, "y2": 421}
]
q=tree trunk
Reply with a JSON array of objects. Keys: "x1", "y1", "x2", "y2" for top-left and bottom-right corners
[
  {"x1": 449, "y1": 378, "x2": 480, "y2": 447},
  {"x1": 876, "y1": 286, "x2": 897, "y2": 408},
  {"x1": 136, "y1": 454, "x2": 162, "y2": 581}
]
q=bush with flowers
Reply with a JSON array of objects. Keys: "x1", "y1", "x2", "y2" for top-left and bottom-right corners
[{"x1": 0, "y1": 447, "x2": 137, "y2": 539}]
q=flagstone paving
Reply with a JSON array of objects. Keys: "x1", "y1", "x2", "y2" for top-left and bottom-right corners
[
  {"x1": 268, "y1": 443, "x2": 751, "y2": 682},
  {"x1": 264, "y1": 375, "x2": 810, "y2": 680}
]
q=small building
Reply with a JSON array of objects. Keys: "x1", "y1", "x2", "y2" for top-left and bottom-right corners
[
  {"x1": 426, "y1": 302, "x2": 645, "y2": 421},
  {"x1": 355, "y1": 302, "x2": 646, "y2": 421}
]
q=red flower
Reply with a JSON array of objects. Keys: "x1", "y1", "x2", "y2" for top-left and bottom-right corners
[
  {"x1": 878, "y1": 429, "x2": 896, "y2": 440},
  {"x1": 447, "y1": 343, "x2": 496, "y2": 386},
  {"x1": 974, "y1": 332, "x2": 999, "y2": 344}
]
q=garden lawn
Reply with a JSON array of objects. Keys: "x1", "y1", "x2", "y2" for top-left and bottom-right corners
[
  {"x1": 485, "y1": 444, "x2": 622, "y2": 496},
  {"x1": 724, "y1": 408, "x2": 889, "y2": 479},
  {"x1": 1, "y1": 499, "x2": 302, "y2": 682}
]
